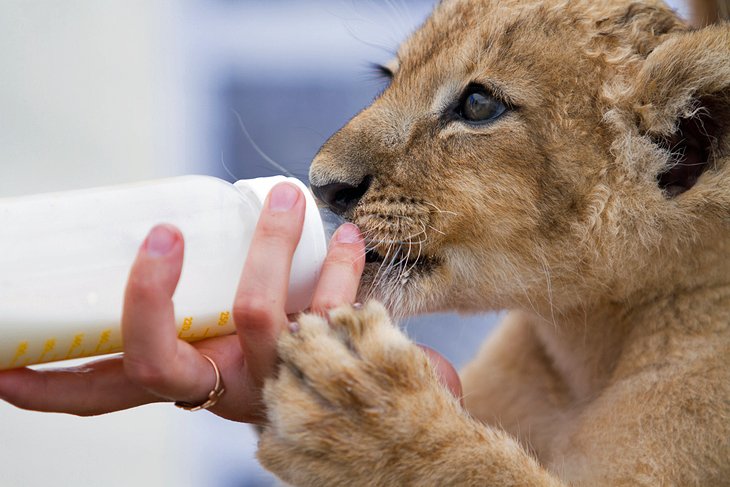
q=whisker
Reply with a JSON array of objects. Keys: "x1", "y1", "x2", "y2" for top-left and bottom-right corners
[
  {"x1": 383, "y1": 244, "x2": 404, "y2": 295},
  {"x1": 401, "y1": 226, "x2": 425, "y2": 279},
  {"x1": 427, "y1": 224, "x2": 446, "y2": 236},
  {"x1": 359, "y1": 227, "x2": 428, "y2": 246},
  {"x1": 231, "y1": 109, "x2": 296, "y2": 178},
  {"x1": 371, "y1": 242, "x2": 395, "y2": 291},
  {"x1": 397, "y1": 241, "x2": 413, "y2": 284},
  {"x1": 423, "y1": 201, "x2": 459, "y2": 217},
  {"x1": 219, "y1": 152, "x2": 240, "y2": 182}
]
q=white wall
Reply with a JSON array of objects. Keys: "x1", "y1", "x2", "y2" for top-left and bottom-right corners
[
  {"x1": 0, "y1": 2, "x2": 193, "y2": 486},
  {"x1": 2, "y1": 2, "x2": 158, "y2": 196}
]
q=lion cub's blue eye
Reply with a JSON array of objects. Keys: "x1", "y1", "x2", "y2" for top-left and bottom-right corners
[{"x1": 459, "y1": 90, "x2": 506, "y2": 123}]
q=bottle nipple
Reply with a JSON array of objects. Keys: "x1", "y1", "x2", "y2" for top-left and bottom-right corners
[{"x1": 318, "y1": 207, "x2": 346, "y2": 244}]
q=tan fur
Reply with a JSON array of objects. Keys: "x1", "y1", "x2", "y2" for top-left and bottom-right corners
[{"x1": 257, "y1": 1, "x2": 730, "y2": 485}]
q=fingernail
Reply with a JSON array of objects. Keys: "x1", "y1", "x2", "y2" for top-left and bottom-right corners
[
  {"x1": 268, "y1": 183, "x2": 300, "y2": 212},
  {"x1": 335, "y1": 223, "x2": 361, "y2": 244},
  {"x1": 144, "y1": 224, "x2": 178, "y2": 257}
]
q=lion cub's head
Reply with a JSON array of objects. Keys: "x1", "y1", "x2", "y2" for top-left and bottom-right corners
[{"x1": 310, "y1": 0, "x2": 730, "y2": 318}]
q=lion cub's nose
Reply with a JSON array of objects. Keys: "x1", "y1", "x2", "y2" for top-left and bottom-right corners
[{"x1": 311, "y1": 176, "x2": 372, "y2": 215}]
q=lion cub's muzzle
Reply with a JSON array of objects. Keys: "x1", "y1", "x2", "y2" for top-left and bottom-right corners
[{"x1": 310, "y1": 173, "x2": 446, "y2": 284}]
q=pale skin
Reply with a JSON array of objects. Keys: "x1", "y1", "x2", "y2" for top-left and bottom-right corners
[{"x1": 0, "y1": 182, "x2": 459, "y2": 423}]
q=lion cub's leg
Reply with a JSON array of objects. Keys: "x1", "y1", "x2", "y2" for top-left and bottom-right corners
[
  {"x1": 258, "y1": 303, "x2": 563, "y2": 486},
  {"x1": 460, "y1": 311, "x2": 570, "y2": 459}
]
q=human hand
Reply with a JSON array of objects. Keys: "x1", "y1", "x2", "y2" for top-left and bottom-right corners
[{"x1": 0, "y1": 182, "x2": 366, "y2": 423}]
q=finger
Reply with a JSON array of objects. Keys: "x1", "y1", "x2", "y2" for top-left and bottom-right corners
[
  {"x1": 122, "y1": 224, "x2": 215, "y2": 402},
  {"x1": 191, "y1": 335, "x2": 266, "y2": 424},
  {"x1": 417, "y1": 345, "x2": 464, "y2": 405},
  {"x1": 310, "y1": 223, "x2": 366, "y2": 315},
  {"x1": 0, "y1": 357, "x2": 159, "y2": 416},
  {"x1": 233, "y1": 183, "x2": 306, "y2": 383}
]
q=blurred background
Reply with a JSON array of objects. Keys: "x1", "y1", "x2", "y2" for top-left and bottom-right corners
[{"x1": 0, "y1": 0, "x2": 689, "y2": 486}]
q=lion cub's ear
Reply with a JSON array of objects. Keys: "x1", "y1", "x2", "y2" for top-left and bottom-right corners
[{"x1": 630, "y1": 25, "x2": 729, "y2": 197}]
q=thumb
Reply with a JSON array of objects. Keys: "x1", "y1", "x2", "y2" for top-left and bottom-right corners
[{"x1": 417, "y1": 345, "x2": 463, "y2": 405}]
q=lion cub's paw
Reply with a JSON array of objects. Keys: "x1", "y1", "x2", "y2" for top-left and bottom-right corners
[{"x1": 257, "y1": 301, "x2": 464, "y2": 485}]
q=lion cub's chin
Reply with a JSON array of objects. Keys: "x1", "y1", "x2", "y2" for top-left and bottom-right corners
[{"x1": 357, "y1": 255, "x2": 452, "y2": 316}]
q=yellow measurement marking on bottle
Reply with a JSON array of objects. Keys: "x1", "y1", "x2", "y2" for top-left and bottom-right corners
[
  {"x1": 94, "y1": 329, "x2": 112, "y2": 353},
  {"x1": 38, "y1": 339, "x2": 57, "y2": 362},
  {"x1": 179, "y1": 317, "x2": 193, "y2": 338},
  {"x1": 9, "y1": 341, "x2": 29, "y2": 368},
  {"x1": 218, "y1": 311, "x2": 230, "y2": 327},
  {"x1": 65, "y1": 334, "x2": 85, "y2": 359},
  {"x1": 202, "y1": 327, "x2": 210, "y2": 338},
  {"x1": 104, "y1": 337, "x2": 122, "y2": 354}
]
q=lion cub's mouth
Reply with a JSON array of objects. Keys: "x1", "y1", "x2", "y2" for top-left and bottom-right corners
[
  {"x1": 351, "y1": 202, "x2": 445, "y2": 285},
  {"x1": 365, "y1": 248, "x2": 387, "y2": 264},
  {"x1": 363, "y1": 246, "x2": 440, "y2": 275}
]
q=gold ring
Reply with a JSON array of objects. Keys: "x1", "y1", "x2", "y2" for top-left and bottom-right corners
[{"x1": 174, "y1": 354, "x2": 226, "y2": 412}]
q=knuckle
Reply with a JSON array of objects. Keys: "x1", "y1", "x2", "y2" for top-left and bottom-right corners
[
  {"x1": 258, "y1": 217, "x2": 298, "y2": 245},
  {"x1": 234, "y1": 294, "x2": 276, "y2": 326},
  {"x1": 346, "y1": 256, "x2": 364, "y2": 274},
  {"x1": 328, "y1": 251, "x2": 363, "y2": 274},
  {"x1": 124, "y1": 358, "x2": 170, "y2": 389},
  {"x1": 311, "y1": 298, "x2": 341, "y2": 315},
  {"x1": 126, "y1": 274, "x2": 162, "y2": 304}
]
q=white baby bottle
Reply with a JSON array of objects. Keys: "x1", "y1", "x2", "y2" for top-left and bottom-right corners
[{"x1": 0, "y1": 175, "x2": 340, "y2": 370}]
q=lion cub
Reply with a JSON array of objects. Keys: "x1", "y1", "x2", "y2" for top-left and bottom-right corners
[{"x1": 256, "y1": 1, "x2": 730, "y2": 485}]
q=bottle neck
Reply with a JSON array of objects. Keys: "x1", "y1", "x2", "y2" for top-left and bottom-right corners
[
  {"x1": 234, "y1": 175, "x2": 341, "y2": 313},
  {"x1": 318, "y1": 207, "x2": 345, "y2": 244},
  {"x1": 234, "y1": 176, "x2": 345, "y2": 247}
]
